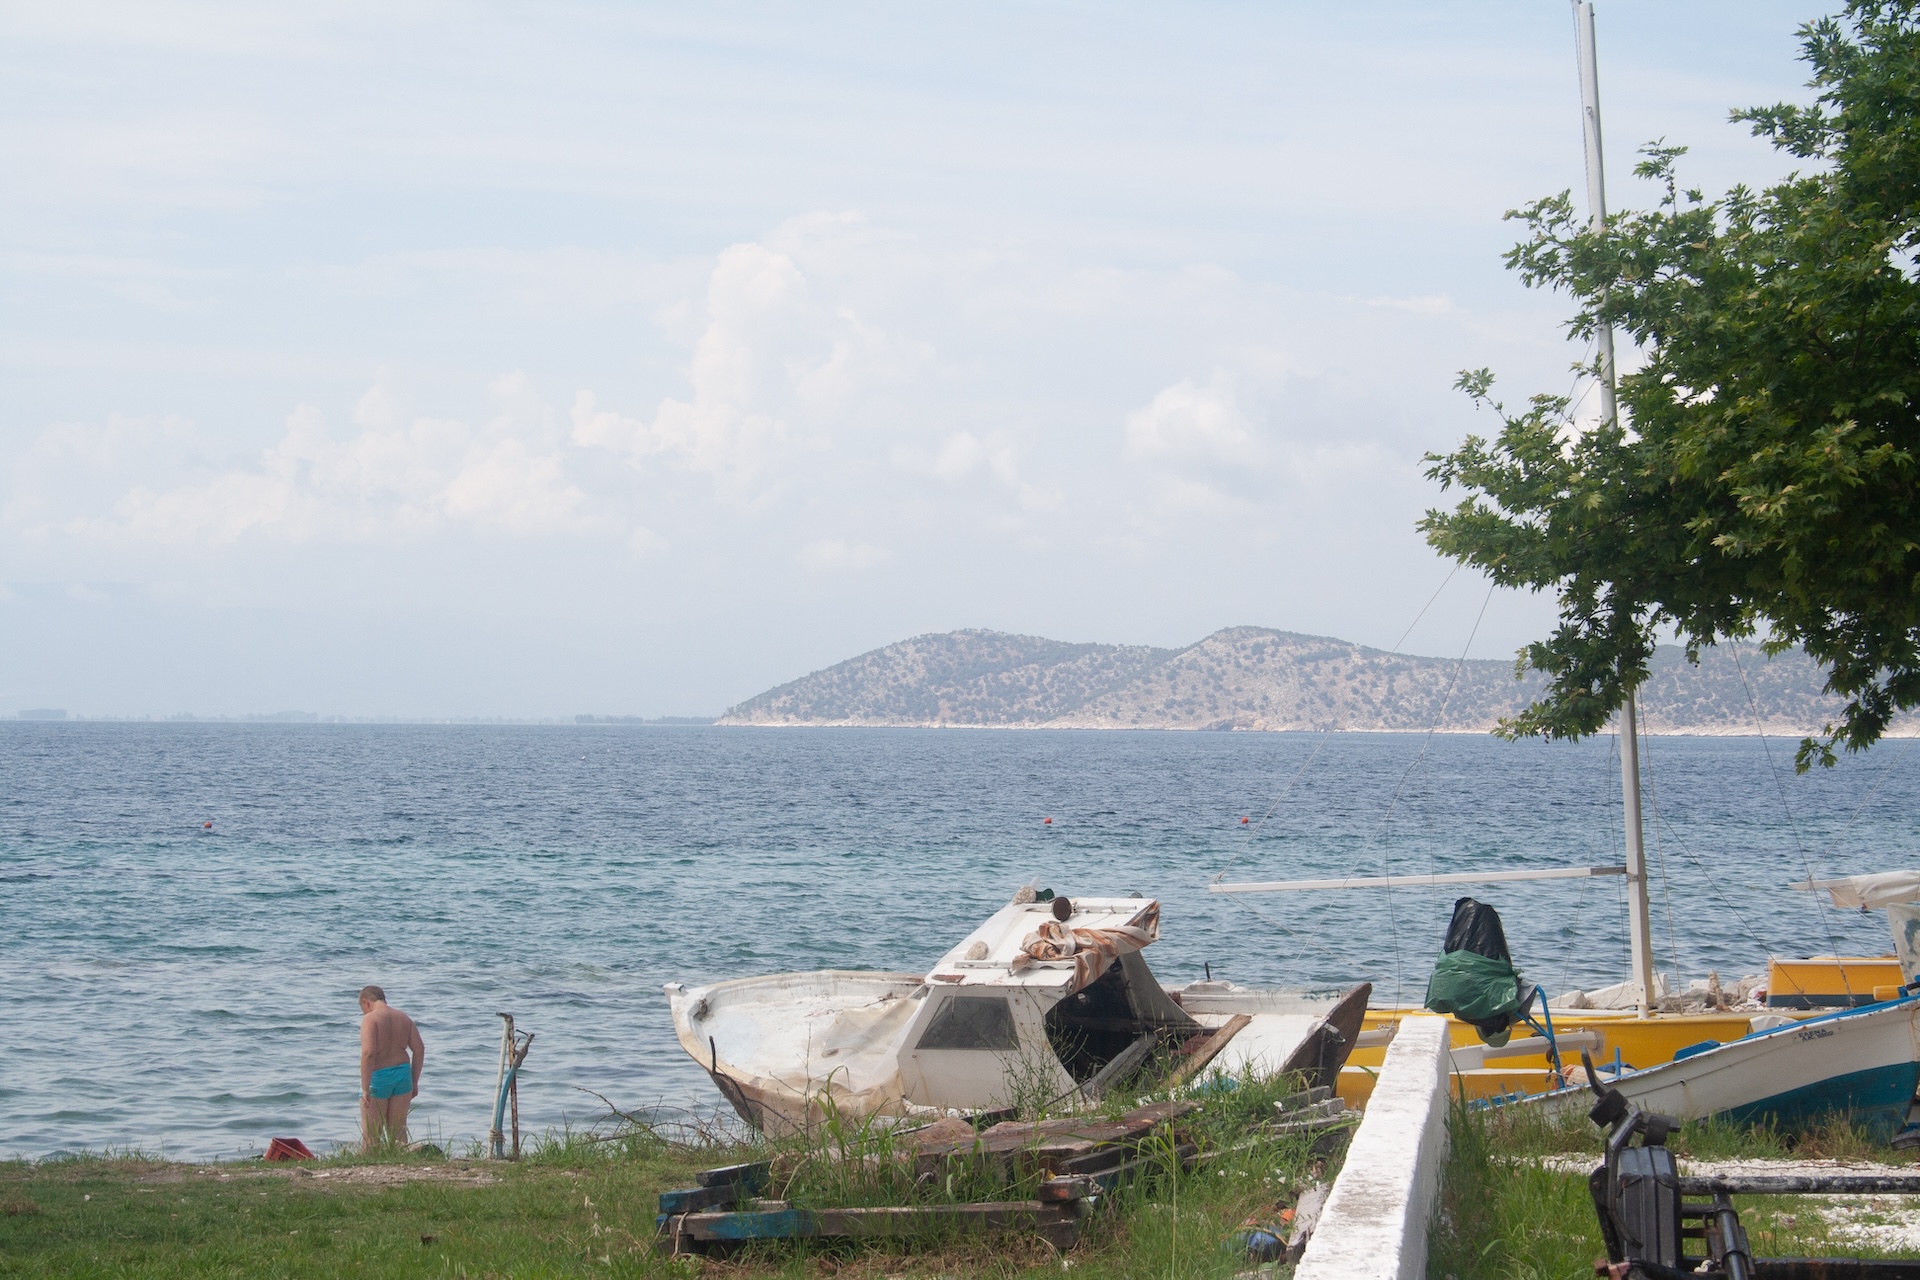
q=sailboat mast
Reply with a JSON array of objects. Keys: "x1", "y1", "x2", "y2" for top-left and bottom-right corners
[
  {"x1": 1575, "y1": 0, "x2": 1658, "y2": 1016},
  {"x1": 1575, "y1": 1, "x2": 1618, "y2": 424}
]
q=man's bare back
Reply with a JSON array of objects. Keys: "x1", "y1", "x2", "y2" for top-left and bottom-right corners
[
  {"x1": 362, "y1": 1003, "x2": 418, "y2": 1070},
  {"x1": 358, "y1": 985, "x2": 425, "y2": 1148}
]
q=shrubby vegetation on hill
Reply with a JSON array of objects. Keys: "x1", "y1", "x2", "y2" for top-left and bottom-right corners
[{"x1": 719, "y1": 627, "x2": 1851, "y2": 733}]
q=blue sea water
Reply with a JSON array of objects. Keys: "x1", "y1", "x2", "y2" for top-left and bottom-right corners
[{"x1": 3, "y1": 722, "x2": 1916, "y2": 1161}]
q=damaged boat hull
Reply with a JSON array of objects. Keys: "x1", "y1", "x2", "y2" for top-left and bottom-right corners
[{"x1": 665, "y1": 895, "x2": 1368, "y2": 1133}]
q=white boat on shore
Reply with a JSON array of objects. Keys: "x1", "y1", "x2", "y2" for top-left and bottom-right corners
[
  {"x1": 664, "y1": 892, "x2": 1368, "y2": 1134},
  {"x1": 1533, "y1": 993, "x2": 1920, "y2": 1138}
]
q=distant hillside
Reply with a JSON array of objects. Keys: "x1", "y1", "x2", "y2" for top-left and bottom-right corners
[
  {"x1": 722, "y1": 630, "x2": 1176, "y2": 726},
  {"x1": 719, "y1": 627, "x2": 1861, "y2": 734}
]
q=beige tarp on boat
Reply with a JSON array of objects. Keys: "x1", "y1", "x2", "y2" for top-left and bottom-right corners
[{"x1": 1011, "y1": 900, "x2": 1161, "y2": 994}]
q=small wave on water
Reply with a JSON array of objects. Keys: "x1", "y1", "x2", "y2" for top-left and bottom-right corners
[
  {"x1": 206, "y1": 1091, "x2": 309, "y2": 1107},
  {"x1": 3, "y1": 721, "x2": 1917, "y2": 1160}
]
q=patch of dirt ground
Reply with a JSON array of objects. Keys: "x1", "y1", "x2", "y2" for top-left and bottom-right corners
[{"x1": 134, "y1": 1163, "x2": 498, "y2": 1188}]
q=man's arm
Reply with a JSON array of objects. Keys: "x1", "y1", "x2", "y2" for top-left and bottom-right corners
[
  {"x1": 408, "y1": 1020, "x2": 425, "y2": 1095},
  {"x1": 359, "y1": 1016, "x2": 376, "y2": 1097}
]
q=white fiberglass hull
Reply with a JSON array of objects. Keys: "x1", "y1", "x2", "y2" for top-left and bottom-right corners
[
  {"x1": 1540, "y1": 996, "x2": 1920, "y2": 1137},
  {"x1": 664, "y1": 970, "x2": 925, "y2": 1135}
]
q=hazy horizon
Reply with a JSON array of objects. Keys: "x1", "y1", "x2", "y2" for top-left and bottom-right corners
[{"x1": 2, "y1": 2, "x2": 1823, "y2": 717}]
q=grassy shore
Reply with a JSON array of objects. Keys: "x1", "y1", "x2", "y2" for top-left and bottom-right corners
[
  {"x1": 3, "y1": 1079, "x2": 1342, "y2": 1279},
  {"x1": 1426, "y1": 1104, "x2": 1920, "y2": 1280}
]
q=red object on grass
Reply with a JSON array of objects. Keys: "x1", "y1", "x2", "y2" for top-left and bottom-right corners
[{"x1": 264, "y1": 1137, "x2": 314, "y2": 1161}]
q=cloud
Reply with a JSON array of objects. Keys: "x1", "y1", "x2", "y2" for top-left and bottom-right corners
[
  {"x1": 797, "y1": 538, "x2": 889, "y2": 571},
  {"x1": 571, "y1": 226, "x2": 932, "y2": 496},
  {"x1": 569, "y1": 242, "x2": 812, "y2": 488},
  {"x1": 1123, "y1": 374, "x2": 1261, "y2": 466},
  {"x1": 19, "y1": 376, "x2": 602, "y2": 545},
  {"x1": 1364, "y1": 293, "x2": 1454, "y2": 314},
  {"x1": 628, "y1": 526, "x2": 668, "y2": 556},
  {"x1": 891, "y1": 431, "x2": 984, "y2": 481}
]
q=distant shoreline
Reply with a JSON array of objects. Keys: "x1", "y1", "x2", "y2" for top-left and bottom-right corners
[
  {"x1": 713, "y1": 719, "x2": 1920, "y2": 737},
  {"x1": 15, "y1": 719, "x2": 1909, "y2": 740}
]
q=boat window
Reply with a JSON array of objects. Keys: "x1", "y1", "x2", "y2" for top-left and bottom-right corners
[{"x1": 916, "y1": 995, "x2": 1018, "y2": 1050}]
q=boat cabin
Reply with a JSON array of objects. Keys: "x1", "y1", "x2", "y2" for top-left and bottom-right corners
[{"x1": 664, "y1": 893, "x2": 1359, "y2": 1133}]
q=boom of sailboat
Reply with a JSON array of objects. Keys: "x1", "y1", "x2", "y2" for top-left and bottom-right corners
[{"x1": 1209, "y1": 865, "x2": 1627, "y2": 894}]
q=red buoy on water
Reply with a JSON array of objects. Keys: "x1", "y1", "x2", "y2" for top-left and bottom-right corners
[
  {"x1": 1241, "y1": 816, "x2": 1249, "y2": 824},
  {"x1": 203, "y1": 821, "x2": 213, "y2": 829},
  {"x1": 1043, "y1": 817, "x2": 1052, "y2": 825}
]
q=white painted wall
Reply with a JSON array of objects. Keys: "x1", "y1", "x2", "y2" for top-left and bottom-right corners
[{"x1": 1294, "y1": 1014, "x2": 1451, "y2": 1280}]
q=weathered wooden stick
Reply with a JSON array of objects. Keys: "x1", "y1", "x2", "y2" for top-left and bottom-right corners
[{"x1": 1167, "y1": 1014, "x2": 1252, "y2": 1086}]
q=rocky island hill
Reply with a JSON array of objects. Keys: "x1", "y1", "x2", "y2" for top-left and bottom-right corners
[{"x1": 718, "y1": 627, "x2": 1861, "y2": 735}]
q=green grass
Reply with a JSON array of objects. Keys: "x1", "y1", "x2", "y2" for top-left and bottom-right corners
[
  {"x1": 1426, "y1": 1102, "x2": 1920, "y2": 1280},
  {"x1": 0, "y1": 1139, "x2": 709, "y2": 1280},
  {"x1": 2, "y1": 1074, "x2": 1346, "y2": 1279}
]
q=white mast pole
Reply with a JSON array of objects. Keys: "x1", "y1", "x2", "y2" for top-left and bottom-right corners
[
  {"x1": 1575, "y1": 0, "x2": 1658, "y2": 1017},
  {"x1": 1576, "y1": 0, "x2": 1618, "y2": 427}
]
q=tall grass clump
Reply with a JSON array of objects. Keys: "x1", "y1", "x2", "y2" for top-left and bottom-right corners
[{"x1": 1427, "y1": 1098, "x2": 1603, "y2": 1280}]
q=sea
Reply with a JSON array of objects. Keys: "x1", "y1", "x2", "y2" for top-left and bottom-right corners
[{"x1": 4, "y1": 722, "x2": 1916, "y2": 1162}]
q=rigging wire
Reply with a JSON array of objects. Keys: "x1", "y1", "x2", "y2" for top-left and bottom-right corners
[
  {"x1": 1552, "y1": 728, "x2": 1625, "y2": 998},
  {"x1": 1220, "y1": 891, "x2": 1385, "y2": 983},
  {"x1": 1211, "y1": 563, "x2": 1459, "y2": 887},
  {"x1": 1637, "y1": 726, "x2": 1685, "y2": 990},
  {"x1": 1211, "y1": 562, "x2": 1472, "y2": 1004},
  {"x1": 1391, "y1": 564, "x2": 1462, "y2": 656},
  {"x1": 1370, "y1": 577, "x2": 1499, "y2": 1006},
  {"x1": 1647, "y1": 794, "x2": 1781, "y2": 965},
  {"x1": 1211, "y1": 731, "x2": 1334, "y2": 884},
  {"x1": 1730, "y1": 645, "x2": 1849, "y2": 998},
  {"x1": 1552, "y1": 873, "x2": 1594, "y2": 1000},
  {"x1": 1833, "y1": 733, "x2": 1918, "y2": 847}
]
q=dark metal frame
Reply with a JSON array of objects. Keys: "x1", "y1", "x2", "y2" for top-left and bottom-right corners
[{"x1": 1582, "y1": 1052, "x2": 1920, "y2": 1279}]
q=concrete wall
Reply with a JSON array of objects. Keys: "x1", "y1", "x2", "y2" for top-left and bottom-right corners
[{"x1": 1294, "y1": 1014, "x2": 1451, "y2": 1280}]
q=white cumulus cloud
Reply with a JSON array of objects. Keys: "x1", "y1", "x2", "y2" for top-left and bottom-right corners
[
  {"x1": 797, "y1": 538, "x2": 889, "y2": 571},
  {"x1": 1123, "y1": 374, "x2": 1261, "y2": 466},
  {"x1": 24, "y1": 376, "x2": 602, "y2": 545},
  {"x1": 571, "y1": 226, "x2": 932, "y2": 497}
]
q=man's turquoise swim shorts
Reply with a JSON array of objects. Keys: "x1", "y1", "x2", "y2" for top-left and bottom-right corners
[{"x1": 368, "y1": 1062, "x2": 413, "y2": 1099}]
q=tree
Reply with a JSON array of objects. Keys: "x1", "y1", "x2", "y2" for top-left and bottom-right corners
[{"x1": 1422, "y1": 0, "x2": 1920, "y2": 768}]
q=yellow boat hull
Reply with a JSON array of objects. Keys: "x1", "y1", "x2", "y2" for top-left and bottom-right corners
[{"x1": 1338, "y1": 1010, "x2": 1774, "y2": 1108}]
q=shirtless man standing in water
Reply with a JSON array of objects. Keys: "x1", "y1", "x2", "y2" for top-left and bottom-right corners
[{"x1": 358, "y1": 985, "x2": 425, "y2": 1148}]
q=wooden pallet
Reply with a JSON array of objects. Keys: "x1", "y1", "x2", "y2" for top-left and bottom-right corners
[
  {"x1": 661, "y1": 1198, "x2": 1088, "y2": 1252},
  {"x1": 655, "y1": 1101, "x2": 1203, "y2": 1255}
]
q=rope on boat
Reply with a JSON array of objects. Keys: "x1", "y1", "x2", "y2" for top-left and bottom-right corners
[
  {"x1": 1636, "y1": 712, "x2": 1686, "y2": 991},
  {"x1": 1731, "y1": 644, "x2": 1850, "y2": 1003},
  {"x1": 1210, "y1": 560, "x2": 1459, "y2": 888},
  {"x1": 1367, "y1": 577, "x2": 1498, "y2": 1005}
]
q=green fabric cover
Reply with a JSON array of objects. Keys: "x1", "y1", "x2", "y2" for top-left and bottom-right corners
[{"x1": 1424, "y1": 949, "x2": 1524, "y2": 1025}]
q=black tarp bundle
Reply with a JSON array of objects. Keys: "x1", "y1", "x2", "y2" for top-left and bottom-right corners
[{"x1": 1423, "y1": 896, "x2": 1526, "y2": 1045}]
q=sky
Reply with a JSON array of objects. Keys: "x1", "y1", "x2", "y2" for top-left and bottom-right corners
[{"x1": 0, "y1": 1, "x2": 1829, "y2": 718}]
